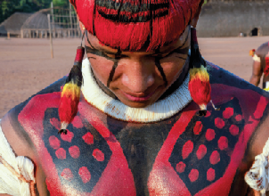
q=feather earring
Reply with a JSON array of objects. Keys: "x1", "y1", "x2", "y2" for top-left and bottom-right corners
[
  {"x1": 58, "y1": 31, "x2": 85, "y2": 134},
  {"x1": 188, "y1": 27, "x2": 218, "y2": 116}
]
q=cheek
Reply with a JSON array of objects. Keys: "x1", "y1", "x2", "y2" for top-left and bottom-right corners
[
  {"x1": 89, "y1": 58, "x2": 114, "y2": 85},
  {"x1": 161, "y1": 60, "x2": 185, "y2": 84}
]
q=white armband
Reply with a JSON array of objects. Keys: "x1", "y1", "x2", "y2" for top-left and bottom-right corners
[
  {"x1": 0, "y1": 119, "x2": 36, "y2": 196},
  {"x1": 245, "y1": 138, "x2": 269, "y2": 196},
  {"x1": 253, "y1": 54, "x2": 261, "y2": 62}
]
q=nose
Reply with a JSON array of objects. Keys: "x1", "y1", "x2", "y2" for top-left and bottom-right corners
[{"x1": 121, "y1": 58, "x2": 155, "y2": 93}]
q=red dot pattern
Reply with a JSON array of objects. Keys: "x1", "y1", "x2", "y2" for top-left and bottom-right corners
[
  {"x1": 207, "y1": 168, "x2": 215, "y2": 182},
  {"x1": 229, "y1": 124, "x2": 239, "y2": 136},
  {"x1": 193, "y1": 121, "x2": 203, "y2": 135},
  {"x1": 49, "y1": 136, "x2": 60, "y2": 149},
  {"x1": 79, "y1": 166, "x2": 91, "y2": 184},
  {"x1": 214, "y1": 117, "x2": 225, "y2": 129},
  {"x1": 92, "y1": 149, "x2": 105, "y2": 162},
  {"x1": 61, "y1": 168, "x2": 73, "y2": 181},
  {"x1": 55, "y1": 148, "x2": 66, "y2": 160},
  {"x1": 82, "y1": 132, "x2": 94, "y2": 145},
  {"x1": 210, "y1": 150, "x2": 220, "y2": 165},
  {"x1": 69, "y1": 145, "x2": 80, "y2": 159},
  {"x1": 189, "y1": 169, "x2": 199, "y2": 182},
  {"x1": 182, "y1": 140, "x2": 194, "y2": 160},
  {"x1": 176, "y1": 161, "x2": 186, "y2": 173},
  {"x1": 172, "y1": 99, "x2": 244, "y2": 194},
  {"x1": 205, "y1": 129, "x2": 215, "y2": 141},
  {"x1": 60, "y1": 130, "x2": 74, "y2": 143},
  {"x1": 50, "y1": 117, "x2": 61, "y2": 130},
  {"x1": 71, "y1": 116, "x2": 84, "y2": 129},
  {"x1": 235, "y1": 114, "x2": 243, "y2": 121},
  {"x1": 222, "y1": 107, "x2": 234, "y2": 119},
  {"x1": 196, "y1": 144, "x2": 207, "y2": 160},
  {"x1": 218, "y1": 136, "x2": 228, "y2": 150}
]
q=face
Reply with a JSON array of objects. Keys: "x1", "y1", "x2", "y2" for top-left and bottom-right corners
[{"x1": 84, "y1": 26, "x2": 191, "y2": 108}]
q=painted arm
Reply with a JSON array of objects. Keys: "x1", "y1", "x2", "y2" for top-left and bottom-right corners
[
  {"x1": 245, "y1": 114, "x2": 269, "y2": 195},
  {"x1": 0, "y1": 113, "x2": 48, "y2": 196},
  {"x1": 249, "y1": 58, "x2": 263, "y2": 86}
]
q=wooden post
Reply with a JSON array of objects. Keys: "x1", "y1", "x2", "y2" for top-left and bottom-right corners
[
  {"x1": 48, "y1": 14, "x2": 54, "y2": 58},
  {"x1": 7, "y1": 32, "x2": 10, "y2": 39},
  {"x1": 21, "y1": 29, "x2": 24, "y2": 38},
  {"x1": 69, "y1": 2, "x2": 73, "y2": 37},
  {"x1": 51, "y1": 2, "x2": 55, "y2": 38}
]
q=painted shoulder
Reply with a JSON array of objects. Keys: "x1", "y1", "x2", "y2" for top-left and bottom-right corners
[{"x1": 7, "y1": 77, "x2": 66, "y2": 138}]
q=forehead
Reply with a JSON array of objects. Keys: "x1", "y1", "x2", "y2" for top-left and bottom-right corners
[{"x1": 85, "y1": 26, "x2": 190, "y2": 55}]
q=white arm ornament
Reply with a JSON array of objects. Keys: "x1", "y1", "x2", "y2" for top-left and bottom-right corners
[
  {"x1": 253, "y1": 54, "x2": 261, "y2": 62},
  {"x1": 0, "y1": 120, "x2": 36, "y2": 196},
  {"x1": 245, "y1": 137, "x2": 269, "y2": 196}
]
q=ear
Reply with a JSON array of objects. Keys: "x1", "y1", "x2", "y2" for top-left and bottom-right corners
[{"x1": 190, "y1": 0, "x2": 204, "y2": 28}]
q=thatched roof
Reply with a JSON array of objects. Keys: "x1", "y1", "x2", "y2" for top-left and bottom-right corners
[
  {"x1": 0, "y1": 12, "x2": 32, "y2": 35},
  {"x1": 21, "y1": 11, "x2": 50, "y2": 30}
]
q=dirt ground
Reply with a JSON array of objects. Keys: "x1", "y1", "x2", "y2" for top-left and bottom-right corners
[{"x1": 0, "y1": 36, "x2": 268, "y2": 118}]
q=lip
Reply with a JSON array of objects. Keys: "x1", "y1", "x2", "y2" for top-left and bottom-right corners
[{"x1": 120, "y1": 90, "x2": 156, "y2": 102}]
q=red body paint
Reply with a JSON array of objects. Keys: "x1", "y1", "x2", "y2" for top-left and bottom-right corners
[
  {"x1": 218, "y1": 136, "x2": 228, "y2": 150},
  {"x1": 189, "y1": 169, "x2": 199, "y2": 182},
  {"x1": 176, "y1": 162, "x2": 186, "y2": 173},
  {"x1": 15, "y1": 67, "x2": 269, "y2": 195},
  {"x1": 182, "y1": 140, "x2": 194, "y2": 160},
  {"x1": 210, "y1": 150, "x2": 220, "y2": 165},
  {"x1": 205, "y1": 129, "x2": 216, "y2": 141},
  {"x1": 49, "y1": 136, "x2": 61, "y2": 150},
  {"x1": 193, "y1": 121, "x2": 203, "y2": 135},
  {"x1": 82, "y1": 132, "x2": 94, "y2": 145},
  {"x1": 229, "y1": 125, "x2": 239, "y2": 136},
  {"x1": 207, "y1": 168, "x2": 215, "y2": 182},
  {"x1": 79, "y1": 166, "x2": 91, "y2": 184},
  {"x1": 196, "y1": 144, "x2": 207, "y2": 160},
  {"x1": 215, "y1": 117, "x2": 225, "y2": 129},
  {"x1": 61, "y1": 168, "x2": 74, "y2": 181},
  {"x1": 60, "y1": 130, "x2": 74, "y2": 143},
  {"x1": 223, "y1": 107, "x2": 234, "y2": 119},
  {"x1": 235, "y1": 114, "x2": 243, "y2": 121},
  {"x1": 69, "y1": 145, "x2": 80, "y2": 159},
  {"x1": 92, "y1": 149, "x2": 105, "y2": 162},
  {"x1": 72, "y1": 116, "x2": 84, "y2": 129},
  {"x1": 56, "y1": 148, "x2": 66, "y2": 160},
  {"x1": 50, "y1": 118, "x2": 61, "y2": 130}
]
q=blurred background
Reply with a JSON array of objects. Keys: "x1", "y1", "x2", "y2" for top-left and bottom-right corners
[{"x1": 0, "y1": 0, "x2": 269, "y2": 118}]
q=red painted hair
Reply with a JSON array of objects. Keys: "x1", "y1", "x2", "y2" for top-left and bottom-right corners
[{"x1": 70, "y1": 0, "x2": 201, "y2": 51}]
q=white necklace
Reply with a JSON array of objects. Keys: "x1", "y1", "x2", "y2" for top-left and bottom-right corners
[{"x1": 81, "y1": 58, "x2": 192, "y2": 123}]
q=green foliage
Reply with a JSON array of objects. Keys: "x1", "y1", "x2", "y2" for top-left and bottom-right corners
[
  {"x1": 53, "y1": 0, "x2": 69, "y2": 7},
  {"x1": 0, "y1": 0, "x2": 69, "y2": 24}
]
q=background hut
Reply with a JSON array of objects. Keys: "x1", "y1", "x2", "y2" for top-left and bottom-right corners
[
  {"x1": 0, "y1": 12, "x2": 32, "y2": 37},
  {"x1": 197, "y1": 0, "x2": 269, "y2": 37}
]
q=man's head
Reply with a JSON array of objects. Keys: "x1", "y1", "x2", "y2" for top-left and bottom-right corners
[{"x1": 70, "y1": 0, "x2": 204, "y2": 108}]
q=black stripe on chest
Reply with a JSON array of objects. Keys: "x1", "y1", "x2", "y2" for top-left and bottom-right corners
[{"x1": 107, "y1": 116, "x2": 178, "y2": 196}]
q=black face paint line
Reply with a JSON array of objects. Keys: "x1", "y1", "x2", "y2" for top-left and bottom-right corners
[
  {"x1": 85, "y1": 46, "x2": 114, "y2": 60},
  {"x1": 107, "y1": 49, "x2": 122, "y2": 87},
  {"x1": 155, "y1": 57, "x2": 168, "y2": 87}
]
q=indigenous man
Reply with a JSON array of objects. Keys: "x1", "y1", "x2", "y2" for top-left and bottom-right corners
[
  {"x1": 249, "y1": 41, "x2": 269, "y2": 91},
  {"x1": 1, "y1": 0, "x2": 269, "y2": 195}
]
